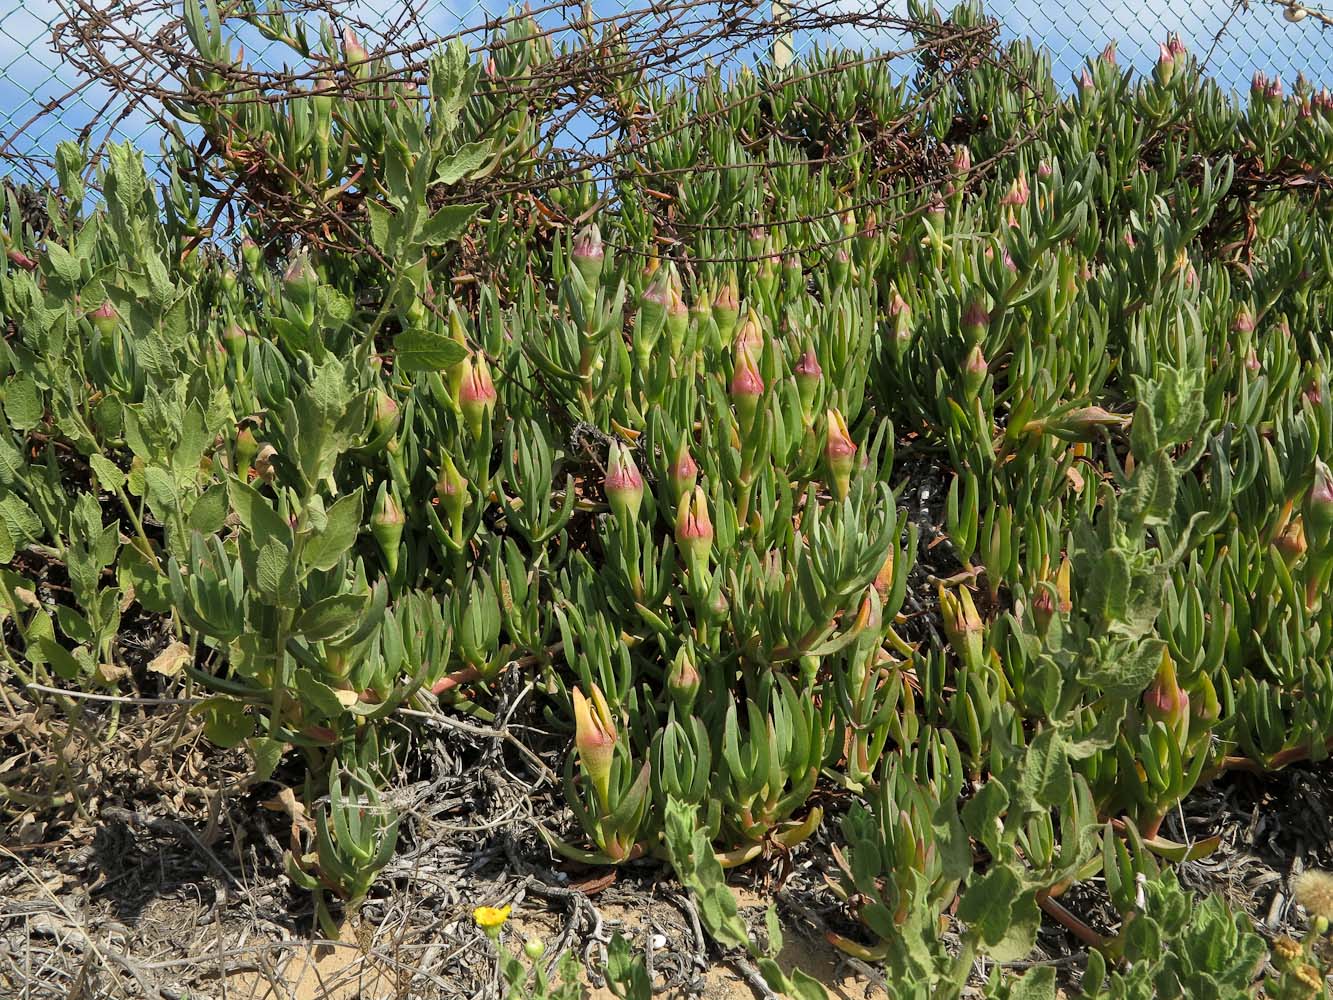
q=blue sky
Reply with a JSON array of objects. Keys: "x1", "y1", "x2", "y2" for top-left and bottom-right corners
[{"x1": 1, "y1": 0, "x2": 1329, "y2": 180}]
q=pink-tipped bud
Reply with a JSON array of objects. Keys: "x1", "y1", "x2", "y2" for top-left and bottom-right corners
[
  {"x1": 675, "y1": 486, "x2": 713, "y2": 577},
  {"x1": 963, "y1": 345, "x2": 988, "y2": 397},
  {"x1": 342, "y1": 27, "x2": 369, "y2": 75},
  {"x1": 282, "y1": 252, "x2": 317, "y2": 300},
  {"x1": 234, "y1": 426, "x2": 260, "y2": 477},
  {"x1": 668, "y1": 439, "x2": 698, "y2": 500},
  {"x1": 668, "y1": 646, "x2": 701, "y2": 714},
  {"x1": 1100, "y1": 41, "x2": 1117, "y2": 65},
  {"x1": 572, "y1": 223, "x2": 604, "y2": 287},
  {"x1": 666, "y1": 282, "x2": 689, "y2": 353},
  {"x1": 1232, "y1": 307, "x2": 1255, "y2": 334},
  {"x1": 1000, "y1": 173, "x2": 1029, "y2": 207},
  {"x1": 221, "y1": 321, "x2": 248, "y2": 358},
  {"x1": 889, "y1": 289, "x2": 912, "y2": 350},
  {"x1": 459, "y1": 354, "x2": 497, "y2": 438},
  {"x1": 1304, "y1": 459, "x2": 1333, "y2": 550},
  {"x1": 90, "y1": 300, "x2": 119, "y2": 338},
  {"x1": 734, "y1": 308, "x2": 764, "y2": 358},
  {"x1": 435, "y1": 453, "x2": 470, "y2": 527},
  {"x1": 371, "y1": 390, "x2": 399, "y2": 441},
  {"x1": 1032, "y1": 584, "x2": 1057, "y2": 634},
  {"x1": 952, "y1": 145, "x2": 972, "y2": 174},
  {"x1": 1079, "y1": 68, "x2": 1095, "y2": 91},
  {"x1": 639, "y1": 268, "x2": 671, "y2": 340},
  {"x1": 1037, "y1": 160, "x2": 1053, "y2": 179},
  {"x1": 962, "y1": 296, "x2": 989, "y2": 345},
  {"x1": 1143, "y1": 648, "x2": 1190, "y2": 743},
  {"x1": 572, "y1": 685, "x2": 617, "y2": 811},
  {"x1": 730, "y1": 347, "x2": 765, "y2": 432},
  {"x1": 712, "y1": 276, "x2": 740, "y2": 345},
  {"x1": 6, "y1": 247, "x2": 37, "y2": 270},
  {"x1": 1245, "y1": 349, "x2": 1262, "y2": 374},
  {"x1": 794, "y1": 345, "x2": 822, "y2": 419},
  {"x1": 825, "y1": 408, "x2": 856, "y2": 501},
  {"x1": 604, "y1": 441, "x2": 645, "y2": 524}
]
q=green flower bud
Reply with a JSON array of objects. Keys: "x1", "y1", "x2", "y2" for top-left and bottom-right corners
[
  {"x1": 371, "y1": 485, "x2": 405, "y2": 575},
  {"x1": 712, "y1": 276, "x2": 740, "y2": 345},
  {"x1": 434, "y1": 453, "x2": 471, "y2": 528},
  {"x1": 667, "y1": 645, "x2": 700, "y2": 714}
]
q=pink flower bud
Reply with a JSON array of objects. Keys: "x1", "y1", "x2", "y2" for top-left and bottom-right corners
[
  {"x1": 6, "y1": 247, "x2": 37, "y2": 270},
  {"x1": 1079, "y1": 68, "x2": 1094, "y2": 91},
  {"x1": 963, "y1": 345, "x2": 988, "y2": 397},
  {"x1": 342, "y1": 27, "x2": 369, "y2": 75},
  {"x1": 435, "y1": 453, "x2": 470, "y2": 526},
  {"x1": 1000, "y1": 173, "x2": 1029, "y2": 207},
  {"x1": 675, "y1": 486, "x2": 713, "y2": 576},
  {"x1": 712, "y1": 277, "x2": 740, "y2": 345},
  {"x1": 1143, "y1": 648, "x2": 1190, "y2": 743},
  {"x1": 794, "y1": 345, "x2": 822, "y2": 419},
  {"x1": 667, "y1": 646, "x2": 700, "y2": 713},
  {"x1": 668, "y1": 440, "x2": 698, "y2": 500},
  {"x1": 572, "y1": 685, "x2": 617, "y2": 811},
  {"x1": 604, "y1": 441, "x2": 645, "y2": 524},
  {"x1": 371, "y1": 390, "x2": 399, "y2": 441},
  {"x1": 459, "y1": 354, "x2": 497, "y2": 438},
  {"x1": 962, "y1": 296, "x2": 989, "y2": 345},
  {"x1": 825, "y1": 408, "x2": 856, "y2": 500},
  {"x1": 1100, "y1": 42, "x2": 1117, "y2": 65},
  {"x1": 572, "y1": 223, "x2": 604, "y2": 287},
  {"x1": 730, "y1": 346, "x2": 765, "y2": 431},
  {"x1": 1232, "y1": 307, "x2": 1255, "y2": 334},
  {"x1": 1304, "y1": 459, "x2": 1333, "y2": 550},
  {"x1": 90, "y1": 300, "x2": 119, "y2": 338}
]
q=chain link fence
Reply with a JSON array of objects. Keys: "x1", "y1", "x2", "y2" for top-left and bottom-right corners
[{"x1": 0, "y1": 0, "x2": 1329, "y2": 180}]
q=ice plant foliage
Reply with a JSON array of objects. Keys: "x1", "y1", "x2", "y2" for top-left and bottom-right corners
[{"x1": 4, "y1": 2, "x2": 1333, "y2": 995}]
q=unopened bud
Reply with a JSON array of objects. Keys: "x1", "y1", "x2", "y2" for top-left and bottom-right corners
[
  {"x1": 459, "y1": 354, "x2": 497, "y2": 438},
  {"x1": 1304, "y1": 460, "x2": 1333, "y2": 551},
  {"x1": 939, "y1": 585, "x2": 984, "y2": 669},
  {"x1": 572, "y1": 223, "x2": 604, "y2": 287},
  {"x1": 371, "y1": 390, "x2": 399, "y2": 441},
  {"x1": 731, "y1": 343, "x2": 765, "y2": 432},
  {"x1": 668, "y1": 439, "x2": 698, "y2": 500},
  {"x1": 963, "y1": 345, "x2": 987, "y2": 397},
  {"x1": 675, "y1": 486, "x2": 714, "y2": 577},
  {"x1": 343, "y1": 27, "x2": 370, "y2": 75},
  {"x1": 6, "y1": 247, "x2": 37, "y2": 270},
  {"x1": 794, "y1": 345, "x2": 822, "y2": 420},
  {"x1": 90, "y1": 300, "x2": 119, "y2": 338},
  {"x1": 1143, "y1": 647, "x2": 1189, "y2": 744},
  {"x1": 605, "y1": 441, "x2": 645, "y2": 524},
  {"x1": 962, "y1": 296, "x2": 989, "y2": 345},
  {"x1": 712, "y1": 276, "x2": 740, "y2": 345},
  {"x1": 667, "y1": 646, "x2": 701, "y2": 714},
  {"x1": 371, "y1": 486, "x2": 405, "y2": 575},
  {"x1": 572, "y1": 684, "x2": 617, "y2": 811},
  {"x1": 825, "y1": 408, "x2": 856, "y2": 501},
  {"x1": 435, "y1": 453, "x2": 470, "y2": 527}
]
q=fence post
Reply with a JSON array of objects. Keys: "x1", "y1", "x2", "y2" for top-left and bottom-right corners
[{"x1": 773, "y1": 0, "x2": 792, "y2": 68}]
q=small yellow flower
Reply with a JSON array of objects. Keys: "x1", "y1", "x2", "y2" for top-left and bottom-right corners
[{"x1": 473, "y1": 904, "x2": 511, "y2": 935}]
